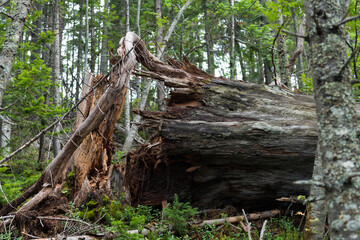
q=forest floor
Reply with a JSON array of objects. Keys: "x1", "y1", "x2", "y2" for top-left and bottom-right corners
[{"x1": 0, "y1": 153, "x2": 317, "y2": 240}]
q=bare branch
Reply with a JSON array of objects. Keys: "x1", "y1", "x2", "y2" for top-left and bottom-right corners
[
  {"x1": 158, "y1": 0, "x2": 193, "y2": 58},
  {"x1": 0, "y1": 0, "x2": 10, "y2": 7},
  {"x1": 294, "y1": 180, "x2": 325, "y2": 187},
  {"x1": 337, "y1": 46, "x2": 360, "y2": 79},
  {"x1": 242, "y1": 209, "x2": 252, "y2": 240},
  {"x1": 281, "y1": 30, "x2": 308, "y2": 40},
  {"x1": 0, "y1": 10, "x2": 12, "y2": 19},
  {"x1": 259, "y1": 220, "x2": 268, "y2": 240},
  {"x1": 334, "y1": 14, "x2": 360, "y2": 27}
]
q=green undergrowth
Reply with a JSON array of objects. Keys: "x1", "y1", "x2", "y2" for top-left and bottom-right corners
[
  {"x1": 65, "y1": 194, "x2": 305, "y2": 240},
  {"x1": 0, "y1": 156, "x2": 44, "y2": 208},
  {"x1": 0, "y1": 161, "x2": 306, "y2": 239}
]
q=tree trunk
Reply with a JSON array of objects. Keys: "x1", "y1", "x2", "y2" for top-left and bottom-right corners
[
  {"x1": 0, "y1": 0, "x2": 31, "y2": 106},
  {"x1": 303, "y1": 145, "x2": 326, "y2": 240},
  {"x1": 90, "y1": 1, "x2": 96, "y2": 73},
  {"x1": 84, "y1": 0, "x2": 89, "y2": 75},
  {"x1": 274, "y1": 0, "x2": 291, "y2": 87},
  {"x1": 78, "y1": 33, "x2": 322, "y2": 210},
  {"x1": 124, "y1": 77, "x2": 319, "y2": 209},
  {"x1": 230, "y1": 0, "x2": 236, "y2": 79},
  {"x1": 291, "y1": 8, "x2": 305, "y2": 89},
  {"x1": 203, "y1": 0, "x2": 213, "y2": 75},
  {"x1": 155, "y1": 0, "x2": 166, "y2": 111},
  {"x1": 257, "y1": 51, "x2": 264, "y2": 83},
  {"x1": 238, "y1": 45, "x2": 247, "y2": 82},
  {"x1": 288, "y1": 17, "x2": 306, "y2": 75},
  {"x1": 0, "y1": 115, "x2": 11, "y2": 156},
  {"x1": 76, "y1": 1, "x2": 83, "y2": 103},
  {"x1": 259, "y1": 0, "x2": 273, "y2": 85},
  {"x1": 124, "y1": 0, "x2": 131, "y2": 133},
  {"x1": 137, "y1": 0, "x2": 141, "y2": 36},
  {"x1": 264, "y1": 58, "x2": 273, "y2": 85},
  {"x1": 100, "y1": 0, "x2": 109, "y2": 74},
  {"x1": 0, "y1": 33, "x2": 137, "y2": 222},
  {"x1": 305, "y1": 0, "x2": 360, "y2": 239},
  {"x1": 52, "y1": 0, "x2": 62, "y2": 157}
]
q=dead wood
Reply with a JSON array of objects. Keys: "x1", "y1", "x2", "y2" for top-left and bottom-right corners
[
  {"x1": 195, "y1": 209, "x2": 281, "y2": 227},
  {"x1": 109, "y1": 34, "x2": 323, "y2": 210},
  {"x1": 124, "y1": 78, "x2": 319, "y2": 209},
  {"x1": 128, "y1": 209, "x2": 281, "y2": 236},
  {"x1": 0, "y1": 33, "x2": 138, "y2": 238}
]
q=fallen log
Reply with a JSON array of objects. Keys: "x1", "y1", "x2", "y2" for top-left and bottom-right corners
[
  {"x1": 124, "y1": 80, "x2": 318, "y2": 210},
  {"x1": 118, "y1": 33, "x2": 320, "y2": 210}
]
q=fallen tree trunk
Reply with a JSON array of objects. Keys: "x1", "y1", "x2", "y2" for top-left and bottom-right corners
[
  {"x1": 113, "y1": 33, "x2": 322, "y2": 210},
  {"x1": 124, "y1": 79, "x2": 318, "y2": 210}
]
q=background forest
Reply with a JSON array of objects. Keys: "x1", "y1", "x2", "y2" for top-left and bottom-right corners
[
  {"x1": 1, "y1": 0, "x2": 359, "y2": 165},
  {"x1": 0, "y1": 0, "x2": 360, "y2": 239}
]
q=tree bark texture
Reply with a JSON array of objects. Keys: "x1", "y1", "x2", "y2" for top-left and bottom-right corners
[
  {"x1": 0, "y1": 0, "x2": 31, "y2": 106},
  {"x1": 71, "y1": 72, "x2": 125, "y2": 207},
  {"x1": 306, "y1": 0, "x2": 360, "y2": 239},
  {"x1": 112, "y1": 33, "x2": 323, "y2": 210},
  {"x1": 124, "y1": 78, "x2": 319, "y2": 209},
  {"x1": 303, "y1": 145, "x2": 326, "y2": 240},
  {"x1": 0, "y1": 33, "x2": 137, "y2": 219}
]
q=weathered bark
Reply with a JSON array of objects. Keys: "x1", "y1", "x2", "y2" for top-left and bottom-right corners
[
  {"x1": 305, "y1": 0, "x2": 360, "y2": 239},
  {"x1": 0, "y1": 33, "x2": 137, "y2": 219},
  {"x1": 0, "y1": 0, "x2": 31, "y2": 106},
  {"x1": 72, "y1": 72, "x2": 126, "y2": 206},
  {"x1": 124, "y1": 78, "x2": 318, "y2": 209},
  {"x1": 105, "y1": 33, "x2": 320, "y2": 210},
  {"x1": 303, "y1": 145, "x2": 326, "y2": 240}
]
